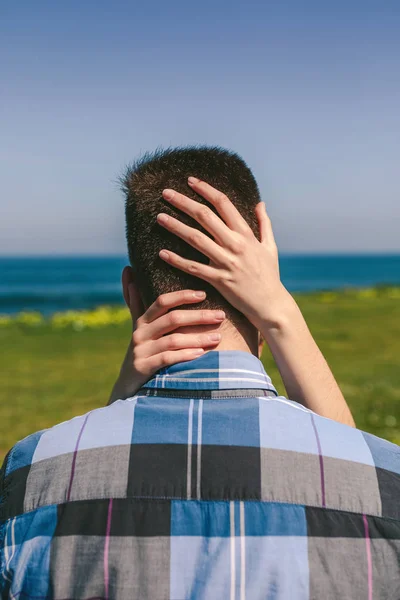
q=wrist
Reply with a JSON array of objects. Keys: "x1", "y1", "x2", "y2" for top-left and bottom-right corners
[{"x1": 252, "y1": 286, "x2": 300, "y2": 338}]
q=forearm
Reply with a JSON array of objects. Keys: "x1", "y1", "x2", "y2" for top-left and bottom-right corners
[{"x1": 257, "y1": 288, "x2": 355, "y2": 427}]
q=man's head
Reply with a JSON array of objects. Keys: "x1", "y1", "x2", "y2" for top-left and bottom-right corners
[{"x1": 121, "y1": 145, "x2": 262, "y2": 329}]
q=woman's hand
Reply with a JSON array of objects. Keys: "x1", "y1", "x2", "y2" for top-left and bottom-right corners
[
  {"x1": 131, "y1": 288, "x2": 225, "y2": 376},
  {"x1": 154, "y1": 177, "x2": 355, "y2": 426},
  {"x1": 156, "y1": 178, "x2": 290, "y2": 332},
  {"x1": 108, "y1": 289, "x2": 225, "y2": 403}
]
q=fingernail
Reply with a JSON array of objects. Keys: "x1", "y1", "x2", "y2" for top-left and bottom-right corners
[
  {"x1": 163, "y1": 189, "x2": 174, "y2": 199},
  {"x1": 209, "y1": 333, "x2": 221, "y2": 341},
  {"x1": 159, "y1": 250, "x2": 169, "y2": 259},
  {"x1": 193, "y1": 348, "x2": 204, "y2": 356},
  {"x1": 188, "y1": 177, "x2": 200, "y2": 185},
  {"x1": 157, "y1": 213, "x2": 169, "y2": 223},
  {"x1": 194, "y1": 291, "x2": 206, "y2": 298},
  {"x1": 215, "y1": 311, "x2": 225, "y2": 320}
]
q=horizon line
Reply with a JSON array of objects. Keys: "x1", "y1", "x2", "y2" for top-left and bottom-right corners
[{"x1": 1, "y1": 251, "x2": 400, "y2": 259}]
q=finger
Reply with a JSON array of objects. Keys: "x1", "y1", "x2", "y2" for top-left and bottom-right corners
[
  {"x1": 255, "y1": 202, "x2": 274, "y2": 244},
  {"x1": 157, "y1": 213, "x2": 230, "y2": 264},
  {"x1": 159, "y1": 249, "x2": 220, "y2": 282},
  {"x1": 137, "y1": 307, "x2": 225, "y2": 341},
  {"x1": 161, "y1": 189, "x2": 237, "y2": 249},
  {"x1": 187, "y1": 178, "x2": 253, "y2": 235},
  {"x1": 137, "y1": 330, "x2": 222, "y2": 358},
  {"x1": 137, "y1": 348, "x2": 208, "y2": 375},
  {"x1": 143, "y1": 289, "x2": 207, "y2": 324}
]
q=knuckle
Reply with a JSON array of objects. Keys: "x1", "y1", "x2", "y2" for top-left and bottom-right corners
[
  {"x1": 161, "y1": 351, "x2": 171, "y2": 366},
  {"x1": 244, "y1": 225, "x2": 255, "y2": 238},
  {"x1": 228, "y1": 256, "x2": 238, "y2": 269},
  {"x1": 199, "y1": 206, "x2": 211, "y2": 221},
  {"x1": 169, "y1": 312, "x2": 182, "y2": 327},
  {"x1": 133, "y1": 357, "x2": 144, "y2": 373},
  {"x1": 190, "y1": 232, "x2": 202, "y2": 246},
  {"x1": 156, "y1": 295, "x2": 168, "y2": 308},
  {"x1": 217, "y1": 271, "x2": 229, "y2": 285},
  {"x1": 231, "y1": 238, "x2": 245, "y2": 253},
  {"x1": 132, "y1": 330, "x2": 141, "y2": 345},
  {"x1": 168, "y1": 334, "x2": 182, "y2": 349},
  {"x1": 226, "y1": 271, "x2": 236, "y2": 284},
  {"x1": 216, "y1": 192, "x2": 229, "y2": 205},
  {"x1": 164, "y1": 336, "x2": 173, "y2": 350}
]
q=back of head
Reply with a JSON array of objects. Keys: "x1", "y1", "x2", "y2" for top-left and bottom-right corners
[{"x1": 122, "y1": 145, "x2": 262, "y2": 328}]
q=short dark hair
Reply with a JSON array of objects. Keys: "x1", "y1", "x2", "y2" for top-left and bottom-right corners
[{"x1": 121, "y1": 145, "x2": 262, "y2": 328}]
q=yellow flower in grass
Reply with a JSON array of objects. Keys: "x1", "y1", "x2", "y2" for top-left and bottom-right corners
[
  {"x1": 0, "y1": 315, "x2": 13, "y2": 327},
  {"x1": 51, "y1": 311, "x2": 84, "y2": 329},
  {"x1": 387, "y1": 288, "x2": 400, "y2": 299},
  {"x1": 357, "y1": 288, "x2": 378, "y2": 300},
  {"x1": 50, "y1": 306, "x2": 130, "y2": 329},
  {"x1": 318, "y1": 292, "x2": 338, "y2": 303},
  {"x1": 15, "y1": 312, "x2": 45, "y2": 326}
]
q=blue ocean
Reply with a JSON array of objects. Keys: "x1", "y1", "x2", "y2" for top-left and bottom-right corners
[{"x1": 1, "y1": 255, "x2": 399, "y2": 315}]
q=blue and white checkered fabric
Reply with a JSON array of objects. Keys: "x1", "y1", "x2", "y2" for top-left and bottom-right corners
[{"x1": 1, "y1": 350, "x2": 400, "y2": 599}]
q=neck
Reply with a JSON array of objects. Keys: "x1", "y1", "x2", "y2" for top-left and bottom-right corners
[
  {"x1": 173, "y1": 319, "x2": 259, "y2": 356},
  {"x1": 108, "y1": 319, "x2": 260, "y2": 405}
]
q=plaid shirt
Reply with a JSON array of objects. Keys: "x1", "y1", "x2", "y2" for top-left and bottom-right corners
[{"x1": 1, "y1": 350, "x2": 400, "y2": 599}]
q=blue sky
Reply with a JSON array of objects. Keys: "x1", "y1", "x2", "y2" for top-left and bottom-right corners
[{"x1": 1, "y1": 0, "x2": 399, "y2": 255}]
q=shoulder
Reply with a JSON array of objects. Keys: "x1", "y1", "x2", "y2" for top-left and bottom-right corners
[
  {"x1": 0, "y1": 429, "x2": 48, "y2": 483},
  {"x1": 1, "y1": 398, "x2": 137, "y2": 481},
  {"x1": 263, "y1": 396, "x2": 400, "y2": 475},
  {"x1": 0, "y1": 399, "x2": 138, "y2": 522}
]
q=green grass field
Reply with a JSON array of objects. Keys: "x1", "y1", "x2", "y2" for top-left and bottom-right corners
[{"x1": 1, "y1": 287, "x2": 400, "y2": 460}]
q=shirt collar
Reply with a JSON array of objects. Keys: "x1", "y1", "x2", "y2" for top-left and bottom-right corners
[{"x1": 142, "y1": 350, "x2": 278, "y2": 395}]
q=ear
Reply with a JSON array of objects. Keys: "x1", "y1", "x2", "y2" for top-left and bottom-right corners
[{"x1": 121, "y1": 266, "x2": 145, "y2": 324}]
